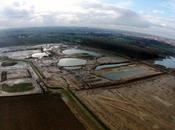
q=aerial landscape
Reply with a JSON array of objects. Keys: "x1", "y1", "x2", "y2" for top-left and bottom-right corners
[{"x1": 0, "y1": 0, "x2": 175, "y2": 130}]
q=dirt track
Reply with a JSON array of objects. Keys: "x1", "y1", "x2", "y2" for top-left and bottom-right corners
[{"x1": 0, "y1": 94, "x2": 85, "y2": 130}]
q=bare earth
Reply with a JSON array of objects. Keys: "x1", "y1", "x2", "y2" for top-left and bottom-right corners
[
  {"x1": 76, "y1": 74, "x2": 175, "y2": 130},
  {"x1": 0, "y1": 94, "x2": 85, "y2": 130}
]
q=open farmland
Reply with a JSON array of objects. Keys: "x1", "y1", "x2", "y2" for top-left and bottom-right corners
[
  {"x1": 0, "y1": 94, "x2": 85, "y2": 130},
  {"x1": 76, "y1": 74, "x2": 175, "y2": 130}
]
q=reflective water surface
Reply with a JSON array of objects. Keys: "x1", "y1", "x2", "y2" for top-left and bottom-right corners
[
  {"x1": 58, "y1": 58, "x2": 87, "y2": 67},
  {"x1": 154, "y1": 56, "x2": 175, "y2": 69},
  {"x1": 62, "y1": 48, "x2": 100, "y2": 56},
  {"x1": 95, "y1": 63, "x2": 129, "y2": 71}
]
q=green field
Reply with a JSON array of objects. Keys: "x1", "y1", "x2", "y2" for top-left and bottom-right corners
[{"x1": 2, "y1": 83, "x2": 34, "y2": 92}]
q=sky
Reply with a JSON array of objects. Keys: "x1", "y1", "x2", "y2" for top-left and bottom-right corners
[{"x1": 0, "y1": 0, "x2": 175, "y2": 39}]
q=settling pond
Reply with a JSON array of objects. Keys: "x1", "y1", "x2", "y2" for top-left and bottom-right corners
[
  {"x1": 95, "y1": 63, "x2": 129, "y2": 71},
  {"x1": 58, "y1": 58, "x2": 87, "y2": 67},
  {"x1": 103, "y1": 68, "x2": 143, "y2": 81},
  {"x1": 62, "y1": 48, "x2": 100, "y2": 57},
  {"x1": 96, "y1": 65, "x2": 159, "y2": 81}
]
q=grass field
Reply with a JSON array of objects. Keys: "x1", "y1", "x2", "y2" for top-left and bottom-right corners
[{"x1": 2, "y1": 83, "x2": 34, "y2": 92}]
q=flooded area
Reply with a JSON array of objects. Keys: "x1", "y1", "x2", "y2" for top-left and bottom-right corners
[
  {"x1": 103, "y1": 68, "x2": 141, "y2": 81},
  {"x1": 97, "y1": 56, "x2": 129, "y2": 64},
  {"x1": 62, "y1": 48, "x2": 100, "y2": 57},
  {"x1": 95, "y1": 63, "x2": 129, "y2": 71},
  {"x1": 58, "y1": 58, "x2": 87, "y2": 67},
  {"x1": 154, "y1": 56, "x2": 175, "y2": 69},
  {"x1": 64, "y1": 66, "x2": 82, "y2": 70},
  {"x1": 1, "y1": 50, "x2": 41, "y2": 59},
  {"x1": 95, "y1": 64, "x2": 161, "y2": 81}
]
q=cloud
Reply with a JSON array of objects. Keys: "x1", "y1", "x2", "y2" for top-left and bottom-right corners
[
  {"x1": 3, "y1": 7, "x2": 31, "y2": 19},
  {"x1": 78, "y1": 3, "x2": 152, "y2": 27},
  {"x1": 46, "y1": 1, "x2": 152, "y2": 28},
  {"x1": 0, "y1": 0, "x2": 175, "y2": 39},
  {"x1": 152, "y1": 10, "x2": 164, "y2": 14},
  {"x1": 0, "y1": 0, "x2": 152, "y2": 28},
  {"x1": 160, "y1": 0, "x2": 175, "y2": 11},
  {"x1": 1, "y1": 1, "x2": 34, "y2": 19}
]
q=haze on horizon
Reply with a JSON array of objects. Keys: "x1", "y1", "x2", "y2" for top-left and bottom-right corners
[{"x1": 0, "y1": 0, "x2": 175, "y2": 39}]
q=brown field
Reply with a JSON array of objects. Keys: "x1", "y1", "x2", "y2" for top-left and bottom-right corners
[
  {"x1": 76, "y1": 74, "x2": 175, "y2": 130},
  {"x1": 0, "y1": 94, "x2": 85, "y2": 130}
]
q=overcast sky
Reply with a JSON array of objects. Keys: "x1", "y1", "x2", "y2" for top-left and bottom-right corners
[{"x1": 0, "y1": 0, "x2": 175, "y2": 39}]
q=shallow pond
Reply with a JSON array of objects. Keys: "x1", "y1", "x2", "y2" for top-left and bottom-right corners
[
  {"x1": 1, "y1": 50, "x2": 41, "y2": 59},
  {"x1": 62, "y1": 48, "x2": 100, "y2": 57},
  {"x1": 95, "y1": 63, "x2": 129, "y2": 71},
  {"x1": 154, "y1": 56, "x2": 175, "y2": 69},
  {"x1": 102, "y1": 68, "x2": 145, "y2": 81},
  {"x1": 58, "y1": 58, "x2": 87, "y2": 67},
  {"x1": 64, "y1": 66, "x2": 82, "y2": 70}
]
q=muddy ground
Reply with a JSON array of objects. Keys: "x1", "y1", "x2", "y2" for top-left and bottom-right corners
[{"x1": 0, "y1": 94, "x2": 85, "y2": 130}]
